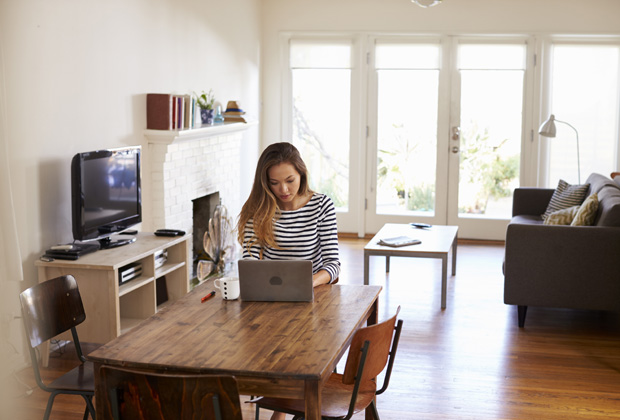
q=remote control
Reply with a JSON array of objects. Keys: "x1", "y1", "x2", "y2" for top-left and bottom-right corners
[
  {"x1": 154, "y1": 229, "x2": 186, "y2": 237},
  {"x1": 410, "y1": 223, "x2": 432, "y2": 229}
]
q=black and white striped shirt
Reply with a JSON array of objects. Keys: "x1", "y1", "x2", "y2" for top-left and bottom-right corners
[{"x1": 241, "y1": 193, "x2": 341, "y2": 282}]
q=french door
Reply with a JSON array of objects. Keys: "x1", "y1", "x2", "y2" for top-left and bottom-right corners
[
  {"x1": 284, "y1": 35, "x2": 533, "y2": 239},
  {"x1": 366, "y1": 36, "x2": 533, "y2": 240}
]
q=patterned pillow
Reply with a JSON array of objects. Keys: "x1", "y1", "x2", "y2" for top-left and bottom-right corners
[
  {"x1": 571, "y1": 193, "x2": 599, "y2": 226},
  {"x1": 542, "y1": 179, "x2": 590, "y2": 221},
  {"x1": 543, "y1": 205, "x2": 579, "y2": 225}
]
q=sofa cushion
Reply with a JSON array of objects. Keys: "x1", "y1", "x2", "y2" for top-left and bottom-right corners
[
  {"x1": 571, "y1": 193, "x2": 599, "y2": 226},
  {"x1": 542, "y1": 179, "x2": 590, "y2": 221},
  {"x1": 585, "y1": 172, "x2": 616, "y2": 194},
  {"x1": 544, "y1": 205, "x2": 579, "y2": 225},
  {"x1": 595, "y1": 184, "x2": 620, "y2": 227}
]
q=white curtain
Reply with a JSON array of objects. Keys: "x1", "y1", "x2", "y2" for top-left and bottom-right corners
[
  {"x1": 0, "y1": 41, "x2": 23, "y2": 283},
  {"x1": 0, "y1": 37, "x2": 25, "y2": 415}
]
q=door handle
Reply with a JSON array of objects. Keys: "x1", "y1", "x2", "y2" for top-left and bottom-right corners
[{"x1": 451, "y1": 146, "x2": 459, "y2": 154}]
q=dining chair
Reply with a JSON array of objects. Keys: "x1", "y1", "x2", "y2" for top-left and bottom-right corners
[
  {"x1": 19, "y1": 274, "x2": 96, "y2": 420},
  {"x1": 252, "y1": 306, "x2": 403, "y2": 420},
  {"x1": 99, "y1": 366, "x2": 243, "y2": 420}
]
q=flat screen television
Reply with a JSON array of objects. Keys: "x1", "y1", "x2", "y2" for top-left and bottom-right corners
[{"x1": 71, "y1": 146, "x2": 142, "y2": 248}]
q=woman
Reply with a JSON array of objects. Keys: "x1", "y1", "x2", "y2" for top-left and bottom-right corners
[{"x1": 237, "y1": 141, "x2": 340, "y2": 288}]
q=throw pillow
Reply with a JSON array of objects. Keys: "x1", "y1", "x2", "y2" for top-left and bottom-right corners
[
  {"x1": 542, "y1": 179, "x2": 590, "y2": 221},
  {"x1": 571, "y1": 192, "x2": 599, "y2": 226},
  {"x1": 543, "y1": 205, "x2": 579, "y2": 225}
]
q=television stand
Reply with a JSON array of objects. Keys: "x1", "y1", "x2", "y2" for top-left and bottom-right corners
[
  {"x1": 98, "y1": 235, "x2": 137, "y2": 249},
  {"x1": 35, "y1": 232, "x2": 190, "y2": 367}
]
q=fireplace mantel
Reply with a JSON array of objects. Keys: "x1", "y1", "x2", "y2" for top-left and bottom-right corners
[
  {"x1": 142, "y1": 121, "x2": 252, "y2": 234},
  {"x1": 144, "y1": 120, "x2": 257, "y2": 144}
]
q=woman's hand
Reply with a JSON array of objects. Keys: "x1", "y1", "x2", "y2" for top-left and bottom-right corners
[{"x1": 312, "y1": 270, "x2": 332, "y2": 287}]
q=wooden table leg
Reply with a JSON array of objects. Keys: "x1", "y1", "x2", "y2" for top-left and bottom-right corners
[
  {"x1": 305, "y1": 379, "x2": 321, "y2": 420},
  {"x1": 386, "y1": 255, "x2": 390, "y2": 273}
]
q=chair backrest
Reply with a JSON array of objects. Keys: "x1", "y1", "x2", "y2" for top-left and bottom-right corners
[
  {"x1": 19, "y1": 275, "x2": 86, "y2": 349},
  {"x1": 342, "y1": 306, "x2": 401, "y2": 385},
  {"x1": 99, "y1": 366, "x2": 243, "y2": 420}
]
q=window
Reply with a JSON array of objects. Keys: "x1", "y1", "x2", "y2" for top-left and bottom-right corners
[
  {"x1": 546, "y1": 43, "x2": 620, "y2": 186},
  {"x1": 289, "y1": 40, "x2": 352, "y2": 210}
]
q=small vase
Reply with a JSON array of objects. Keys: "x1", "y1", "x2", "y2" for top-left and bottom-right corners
[{"x1": 200, "y1": 108, "x2": 214, "y2": 125}]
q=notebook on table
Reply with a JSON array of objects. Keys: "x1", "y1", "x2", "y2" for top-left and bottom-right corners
[
  {"x1": 237, "y1": 259, "x2": 314, "y2": 302},
  {"x1": 378, "y1": 236, "x2": 421, "y2": 247}
]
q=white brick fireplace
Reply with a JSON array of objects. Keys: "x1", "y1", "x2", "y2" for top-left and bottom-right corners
[{"x1": 142, "y1": 123, "x2": 255, "y2": 235}]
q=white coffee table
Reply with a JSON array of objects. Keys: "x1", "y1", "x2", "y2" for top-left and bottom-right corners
[{"x1": 364, "y1": 223, "x2": 458, "y2": 309}]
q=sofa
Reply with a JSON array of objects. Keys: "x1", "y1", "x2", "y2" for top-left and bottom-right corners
[{"x1": 503, "y1": 172, "x2": 620, "y2": 327}]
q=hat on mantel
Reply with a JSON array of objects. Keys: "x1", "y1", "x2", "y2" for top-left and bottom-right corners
[{"x1": 223, "y1": 100, "x2": 245, "y2": 116}]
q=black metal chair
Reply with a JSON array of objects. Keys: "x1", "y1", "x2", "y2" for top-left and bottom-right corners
[
  {"x1": 251, "y1": 307, "x2": 403, "y2": 420},
  {"x1": 99, "y1": 366, "x2": 243, "y2": 420},
  {"x1": 19, "y1": 275, "x2": 95, "y2": 420}
]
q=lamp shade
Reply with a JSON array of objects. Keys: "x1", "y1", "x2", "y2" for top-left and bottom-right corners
[{"x1": 538, "y1": 114, "x2": 557, "y2": 138}]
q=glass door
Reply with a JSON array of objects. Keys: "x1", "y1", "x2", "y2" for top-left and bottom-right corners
[
  {"x1": 367, "y1": 37, "x2": 531, "y2": 239},
  {"x1": 447, "y1": 40, "x2": 529, "y2": 239},
  {"x1": 365, "y1": 38, "x2": 448, "y2": 233}
]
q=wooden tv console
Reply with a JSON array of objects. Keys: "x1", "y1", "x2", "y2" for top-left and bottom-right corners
[{"x1": 35, "y1": 232, "x2": 190, "y2": 366}]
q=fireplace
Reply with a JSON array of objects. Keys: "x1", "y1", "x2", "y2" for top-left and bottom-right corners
[
  {"x1": 192, "y1": 191, "x2": 220, "y2": 276},
  {"x1": 143, "y1": 126, "x2": 249, "y2": 280}
]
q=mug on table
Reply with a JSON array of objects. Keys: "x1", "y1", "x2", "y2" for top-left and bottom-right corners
[{"x1": 214, "y1": 276, "x2": 240, "y2": 300}]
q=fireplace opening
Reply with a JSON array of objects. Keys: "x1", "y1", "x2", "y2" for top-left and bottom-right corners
[{"x1": 192, "y1": 192, "x2": 220, "y2": 278}]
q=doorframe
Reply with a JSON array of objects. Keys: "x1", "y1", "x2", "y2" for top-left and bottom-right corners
[{"x1": 445, "y1": 35, "x2": 538, "y2": 240}]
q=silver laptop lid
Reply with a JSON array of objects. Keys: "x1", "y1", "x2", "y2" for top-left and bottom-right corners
[{"x1": 237, "y1": 259, "x2": 314, "y2": 302}]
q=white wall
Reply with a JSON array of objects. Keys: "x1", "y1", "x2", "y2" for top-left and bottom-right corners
[
  {"x1": 260, "y1": 0, "x2": 620, "y2": 147},
  {"x1": 0, "y1": 0, "x2": 260, "y2": 409}
]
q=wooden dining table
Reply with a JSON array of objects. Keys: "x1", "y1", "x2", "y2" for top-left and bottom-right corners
[{"x1": 89, "y1": 281, "x2": 382, "y2": 420}]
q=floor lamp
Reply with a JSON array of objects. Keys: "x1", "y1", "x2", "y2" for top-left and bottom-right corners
[{"x1": 538, "y1": 114, "x2": 581, "y2": 184}]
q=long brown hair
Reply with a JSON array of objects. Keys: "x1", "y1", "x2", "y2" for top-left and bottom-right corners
[{"x1": 237, "y1": 142, "x2": 312, "y2": 251}]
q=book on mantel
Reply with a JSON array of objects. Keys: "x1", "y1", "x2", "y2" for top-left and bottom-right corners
[
  {"x1": 146, "y1": 93, "x2": 173, "y2": 130},
  {"x1": 147, "y1": 93, "x2": 198, "y2": 130}
]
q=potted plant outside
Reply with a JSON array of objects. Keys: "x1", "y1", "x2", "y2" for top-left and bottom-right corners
[{"x1": 196, "y1": 90, "x2": 215, "y2": 125}]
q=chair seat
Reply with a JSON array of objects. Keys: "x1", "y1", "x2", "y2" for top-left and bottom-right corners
[
  {"x1": 48, "y1": 361, "x2": 95, "y2": 393},
  {"x1": 254, "y1": 373, "x2": 376, "y2": 418}
]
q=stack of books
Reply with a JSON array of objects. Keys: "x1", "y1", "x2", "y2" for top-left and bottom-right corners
[{"x1": 146, "y1": 93, "x2": 201, "y2": 130}]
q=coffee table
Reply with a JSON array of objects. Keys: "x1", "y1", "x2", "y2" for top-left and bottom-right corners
[{"x1": 364, "y1": 223, "x2": 458, "y2": 309}]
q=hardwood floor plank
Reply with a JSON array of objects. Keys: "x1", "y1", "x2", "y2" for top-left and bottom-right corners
[{"x1": 9, "y1": 238, "x2": 620, "y2": 419}]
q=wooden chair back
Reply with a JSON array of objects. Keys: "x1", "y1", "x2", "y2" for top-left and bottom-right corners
[
  {"x1": 19, "y1": 274, "x2": 86, "y2": 349},
  {"x1": 342, "y1": 306, "x2": 401, "y2": 385},
  {"x1": 99, "y1": 366, "x2": 243, "y2": 420}
]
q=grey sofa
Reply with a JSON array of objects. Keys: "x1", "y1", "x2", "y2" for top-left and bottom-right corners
[{"x1": 503, "y1": 173, "x2": 620, "y2": 327}]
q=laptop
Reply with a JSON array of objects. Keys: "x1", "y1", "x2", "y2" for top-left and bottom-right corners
[{"x1": 237, "y1": 259, "x2": 314, "y2": 302}]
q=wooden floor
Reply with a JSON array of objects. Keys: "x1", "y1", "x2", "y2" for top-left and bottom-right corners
[{"x1": 9, "y1": 238, "x2": 620, "y2": 419}]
